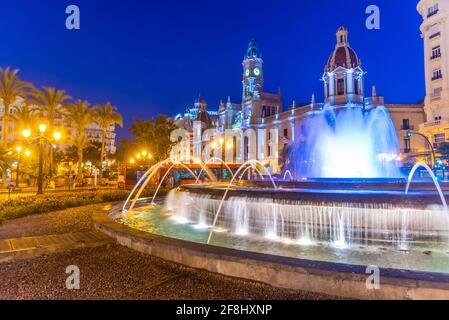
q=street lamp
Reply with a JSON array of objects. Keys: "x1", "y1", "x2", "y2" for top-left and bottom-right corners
[
  {"x1": 13, "y1": 146, "x2": 30, "y2": 190},
  {"x1": 23, "y1": 124, "x2": 62, "y2": 195}
]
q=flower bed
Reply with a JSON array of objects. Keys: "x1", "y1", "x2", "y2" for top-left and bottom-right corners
[{"x1": 0, "y1": 189, "x2": 163, "y2": 223}]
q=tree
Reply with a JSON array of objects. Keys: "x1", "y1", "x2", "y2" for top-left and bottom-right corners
[
  {"x1": 0, "y1": 146, "x2": 12, "y2": 179},
  {"x1": 116, "y1": 115, "x2": 177, "y2": 163},
  {"x1": 10, "y1": 104, "x2": 38, "y2": 132},
  {"x1": 33, "y1": 87, "x2": 71, "y2": 177},
  {"x1": 0, "y1": 67, "x2": 33, "y2": 188},
  {"x1": 64, "y1": 100, "x2": 94, "y2": 184},
  {"x1": 93, "y1": 102, "x2": 123, "y2": 176}
]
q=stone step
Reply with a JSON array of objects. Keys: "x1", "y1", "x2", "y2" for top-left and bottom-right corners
[{"x1": 0, "y1": 231, "x2": 112, "y2": 263}]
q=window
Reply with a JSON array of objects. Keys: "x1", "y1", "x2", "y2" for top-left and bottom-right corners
[
  {"x1": 432, "y1": 69, "x2": 443, "y2": 81},
  {"x1": 262, "y1": 106, "x2": 266, "y2": 118},
  {"x1": 337, "y1": 78, "x2": 345, "y2": 95},
  {"x1": 354, "y1": 78, "x2": 359, "y2": 95},
  {"x1": 268, "y1": 145, "x2": 272, "y2": 157},
  {"x1": 431, "y1": 46, "x2": 441, "y2": 59},
  {"x1": 428, "y1": 4, "x2": 439, "y2": 18},
  {"x1": 284, "y1": 128, "x2": 288, "y2": 138},
  {"x1": 402, "y1": 119, "x2": 410, "y2": 130},
  {"x1": 434, "y1": 133, "x2": 445, "y2": 146}
]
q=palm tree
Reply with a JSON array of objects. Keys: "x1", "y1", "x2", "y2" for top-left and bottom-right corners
[
  {"x1": 64, "y1": 100, "x2": 94, "y2": 184},
  {"x1": 0, "y1": 146, "x2": 12, "y2": 184},
  {"x1": 34, "y1": 87, "x2": 71, "y2": 176},
  {"x1": 0, "y1": 68, "x2": 33, "y2": 189},
  {"x1": 93, "y1": 102, "x2": 123, "y2": 176},
  {"x1": 0, "y1": 68, "x2": 34, "y2": 146},
  {"x1": 10, "y1": 104, "x2": 38, "y2": 132}
]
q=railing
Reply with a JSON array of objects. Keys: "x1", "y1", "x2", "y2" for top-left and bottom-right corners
[
  {"x1": 431, "y1": 53, "x2": 442, "y2": 60},
  {"x1": 429, "y1": 32, "x2": 441, "y2": 40}
]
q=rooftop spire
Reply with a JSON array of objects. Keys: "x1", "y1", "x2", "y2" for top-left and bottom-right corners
[
  {"x1": 246, "y1": 37, "x2": 260, "y2": 58},
  {"x1": 336, "y1": 25, "x2": 349, "y2": 48}
]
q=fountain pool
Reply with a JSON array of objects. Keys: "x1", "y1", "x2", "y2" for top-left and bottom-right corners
[{"x1": 115, "y1": 181, "x2": 449, "y2": 275}]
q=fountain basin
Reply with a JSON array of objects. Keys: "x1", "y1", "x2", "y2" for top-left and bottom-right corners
[{"x1": 95, "y1": 203, "x2": 449, "y2": 300}]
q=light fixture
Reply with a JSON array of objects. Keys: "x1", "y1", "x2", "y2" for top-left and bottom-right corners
[
  {"x1": 148, "y1": 153, "x2": 153, "y2": 159},
  {"x1": 136, "y1": 153, "x2": 141, "y2": 159},
  {"x1": 22, "y1": 129, "x2": 31, "y2": 138},
  {"x1": 53, "y1": 131, "x2": 62, "y2": 141},
  {"x1": 24, "y1": 150, "x2": 31, "y2": 157},
  {"x1": 210, "y1": 141, "x2": 218, "y2": 149},
  {"x1": 219, "y1": 137, "x2": 224, "y2": 145},
  {"x1": 38, "y1": 124, "x2": 47, "y2": 133},
  {"x1": 130, "y1": 158, "x2": 135, "y2": 164},
  {"x1": 142, "y1": 150, "x2": 148, "y2": 157},
  {"x1": 16, "y1": 146, "x2": 23, "y2": 153}
]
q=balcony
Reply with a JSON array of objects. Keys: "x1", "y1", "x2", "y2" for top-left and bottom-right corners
[
  {"x1": 430, "y1": 32, "x2": 441, "y2": 40},
  {"x1": 420, "y1": 119, "x2": 449, "y2": 130},
  {"x1": 428, "y1": 9, "x2": 439, "y2": 18},
  {"x1": 431, "y1": 53, "x2": 442, "y2": 60}
]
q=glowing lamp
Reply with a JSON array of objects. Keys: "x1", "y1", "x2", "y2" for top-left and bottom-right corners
[
  {"x1": 53, "y1": 131, "x2": 62, "y2": 141},
  {"x1": 38, "y1": 124, "x2": 47, "y2": 133},
  {"x1": 16, "y1": 146, "x2": 23, "y2": 153},
  {"x1": 22, "y1": 129, "x2": 31, "y2": 138}
]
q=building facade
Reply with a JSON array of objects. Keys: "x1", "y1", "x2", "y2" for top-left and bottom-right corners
[
  {"x1": 418, "y1": 0, "x2": 449, "y2": 150},
  {"x1": 0, "y1": 103, "x2": 117, "y2": 155},
  {"x1": 174, "y1": 25, "x2": 427, "y2": 173}
]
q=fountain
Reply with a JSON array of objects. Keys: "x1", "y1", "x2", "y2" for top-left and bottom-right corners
[
  {"x1": 286, "y1": 105, "x2": 400, "y2": 178},
  {"x1": 112, "y1": 105, "x2": 449, "y2": 296}
]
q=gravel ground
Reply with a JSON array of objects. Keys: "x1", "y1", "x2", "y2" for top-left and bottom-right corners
[
  {"x1": 0, "y1": 203, "x2": 339, "y2": 300},
  {"x1": 0, "y1": 244, "x2": 338, "y2": 300}
]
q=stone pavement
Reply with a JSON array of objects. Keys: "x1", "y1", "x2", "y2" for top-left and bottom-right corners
[{"x1": 0, "y1": 230, "x2": 111, "y2": 263}]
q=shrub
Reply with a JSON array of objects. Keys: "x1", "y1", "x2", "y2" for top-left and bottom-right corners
[{"x1": 0, "y1": 188, "x2": 166, "y2": 224}]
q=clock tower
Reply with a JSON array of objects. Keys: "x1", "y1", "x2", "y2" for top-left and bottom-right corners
[{"x1": 242, "y1": 38, "x2": 264, "y2": 101}]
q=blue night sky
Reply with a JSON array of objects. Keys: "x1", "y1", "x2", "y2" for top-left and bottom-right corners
[{"x1": 0, "y1": 0, "x2": 424, "y2": 139}]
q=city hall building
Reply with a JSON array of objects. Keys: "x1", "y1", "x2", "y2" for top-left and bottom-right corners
[{"x1": 174, "y1": 1, "x2": 447, "y2": 173}]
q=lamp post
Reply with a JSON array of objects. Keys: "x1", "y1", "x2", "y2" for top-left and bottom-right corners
[
  {"x1": 23, "y1": 124, "x2": 62, "y2": 195},
  {"x1": 406, "y1": 130, "x2": 435, "y2": 168},
  {"x1": 14, "y1": 146, "x2": 30, "y2": 190}
]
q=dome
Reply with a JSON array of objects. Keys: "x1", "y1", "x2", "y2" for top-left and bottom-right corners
[
  {"x1": 325, "y1": 26, "x2": 361, "y2": 72},
  {"x1": 197, "y1": 110, "x2": 212, "y2": 128}
]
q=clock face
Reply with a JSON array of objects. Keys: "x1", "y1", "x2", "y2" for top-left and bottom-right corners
[
  {"x1": 245, "y1": 69, "x2": 250, "y2": 77},
  {"x1": 254, "y1": 68, "x2": 260, "y2": 76}
]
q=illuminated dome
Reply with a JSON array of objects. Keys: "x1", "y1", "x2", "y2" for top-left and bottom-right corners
[{"x1": 325, "y1": 25, "x2": 361, "y2": 72}]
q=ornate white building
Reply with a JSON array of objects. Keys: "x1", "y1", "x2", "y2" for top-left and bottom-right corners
[
  {"x1": 418, "y1": 0, "x2": 449, "y2": 147},
  {"x1": 173, "y1": 24, "x2": 429, "y2": 172}
]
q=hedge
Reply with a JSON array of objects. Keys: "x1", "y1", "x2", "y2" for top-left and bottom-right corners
[{"x1": 0, "y1": 189, "x2": 165, "y2": 224}]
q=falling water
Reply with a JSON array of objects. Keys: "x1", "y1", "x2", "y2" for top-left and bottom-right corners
[{"x1": 166, "y1": 190, "x2": 449, "y2": 248}]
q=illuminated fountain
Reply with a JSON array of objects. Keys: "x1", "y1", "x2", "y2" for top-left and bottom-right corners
[{"x1": 286, "y1": 105, "x2": 401, "y2": 179}]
